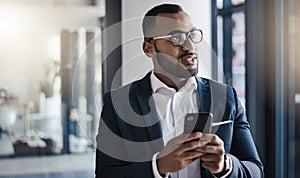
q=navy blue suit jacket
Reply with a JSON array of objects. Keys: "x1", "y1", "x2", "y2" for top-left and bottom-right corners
[{"x1": 95, "y1": 72, "x2": 263, "y2": 178}]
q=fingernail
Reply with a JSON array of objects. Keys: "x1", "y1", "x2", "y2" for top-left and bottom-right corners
[{"x1": 196, "y1": 132, "x2": 202, "y2": 137}]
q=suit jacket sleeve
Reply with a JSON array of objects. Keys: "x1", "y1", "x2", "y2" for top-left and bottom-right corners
[
  {"x1": 226, "y1": 87, "x2": 264, "y2": 178},
  {"x1": 95, "y1": 92, "x2": 155, "y2": 178}
]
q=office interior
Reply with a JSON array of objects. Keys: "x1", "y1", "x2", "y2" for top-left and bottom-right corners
[{"x1": 0, "y1": 0, "x2": 299, "y2": 177}]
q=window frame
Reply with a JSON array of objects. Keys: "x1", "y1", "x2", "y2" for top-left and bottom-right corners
[{"x1": 211, "y1": 0, "x2": 245, "y2": 83}]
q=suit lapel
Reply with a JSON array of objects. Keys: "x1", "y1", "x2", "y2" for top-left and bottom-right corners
[
  {"x1": 195, "y1": 77, "x2": 214, "y2": 177},
  {"x1": 133, "y1": 73, "x2": 164, "y2": 152},
  {"x1": 195, "y1": 77, "x2": 212, "y2": 113}
]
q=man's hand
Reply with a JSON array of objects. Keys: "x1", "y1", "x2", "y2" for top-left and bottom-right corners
[
  {"x1": 197, "y1": 134, "x2": 225, "y2": 174},
  {"x1": 156, "y1": 132, "x2": 205, "y2": 175}
]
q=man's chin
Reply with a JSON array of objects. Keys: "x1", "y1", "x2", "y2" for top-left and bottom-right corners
[
  {"x1": 185, "y1": 65, "x2": 198, "y2": 77},
  {"x1": 188, "y1": 69, "x2": 198, "y2": 77},
  {"x1": 183, "y1": 64, "x2": 198, "y2": 76},
  {"x1": 172, "y1": 68, "x2": 198, "y2": 78}
]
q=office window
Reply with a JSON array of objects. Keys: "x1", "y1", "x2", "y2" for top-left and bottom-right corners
[
  {"x1": 217, "y1": 0, "x2": 223, "y2": 8},
  {"x1": 217, "y1": 16, "x2": 223, "y2": 81},
  {"x1": 232, "y1": 12, "x2": 246, "y2": 106},
  {"x1": 231, "y1": 0, "x2": 245, "y2": 6},
  {"x1": 213, "y1": 0, "x2": 246, "y2": 108}
]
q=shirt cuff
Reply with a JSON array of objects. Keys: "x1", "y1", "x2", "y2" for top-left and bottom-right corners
[
  {"x1": 152, "y1": 152, "x2": 169, "y2": 178},
  {"x1": 212, "y1": 154, "x2": 233, "y2": 178}
]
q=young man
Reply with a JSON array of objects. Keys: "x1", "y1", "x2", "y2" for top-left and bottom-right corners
[{"x1": 95, "y1": 4, "x2": 263, "y2": 178}]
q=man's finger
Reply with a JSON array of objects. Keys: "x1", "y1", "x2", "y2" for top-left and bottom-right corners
[
  {"x1": 201, "y1": 134, "x2": 223, "y2": 146},
  {"x1": 179, "y1": 139, "x2": 202, "y2": 152},
  {"x1": 200, "y1": 153, "x2": 223, "y2": 162},
  {"x1": 183, "y1": 151, "x2": 204, "y2": 160},
  {"x1": 173, "y1": 132, "x2": 202, "y2": 144},
  {"x1": 197, "y1": 145, "x2": 225, "y2": 155}
]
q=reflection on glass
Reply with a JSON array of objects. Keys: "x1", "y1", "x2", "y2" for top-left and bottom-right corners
[
  {"x1": 231, "y1": 0, "x2": 246, "y2": 6},
  {"x1": 60, "y1": 28, "x2": 101, "y2": 153},
  {"x1": 217, "y1": 16, "x2": 224, "y2": 82},
  {"x1": 232, "y1": 12, "x2": 246, "y2": 108},
  {"x1": 217, "y1": 0, "x2": 223, "y2": 9},
  {"x1": 294, "y1": 1, "x2": 300, "y2": 177}
]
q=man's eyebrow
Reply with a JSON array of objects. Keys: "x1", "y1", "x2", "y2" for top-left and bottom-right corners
[
  {"x1": 167, "y1": 28, "x2": 197, "y2": 35},
  {"x1": 167, "y1": 30, "x2": 185, "y2": 35}
]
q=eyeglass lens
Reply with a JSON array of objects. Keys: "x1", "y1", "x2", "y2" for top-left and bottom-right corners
[{"x1": 171, "y1": 29, "x2": 202, "y2": 46}]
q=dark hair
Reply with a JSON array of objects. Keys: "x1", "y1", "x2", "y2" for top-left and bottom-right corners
[{"x1": 142, "y1": 4, "x2": 183, "y2": 40}]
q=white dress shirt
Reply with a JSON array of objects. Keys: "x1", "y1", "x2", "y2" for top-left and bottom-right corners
[{"x1": 150, "y1": 72, "x2": 201, "y2": 178}]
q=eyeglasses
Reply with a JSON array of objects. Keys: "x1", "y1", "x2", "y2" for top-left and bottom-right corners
[{"x1": 148, "y1": 28, "x2": 203, "y2": 47}]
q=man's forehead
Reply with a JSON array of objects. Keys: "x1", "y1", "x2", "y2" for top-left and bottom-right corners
[{"x1": 153, "y1": 12, "x2": 194, "y2": 35}]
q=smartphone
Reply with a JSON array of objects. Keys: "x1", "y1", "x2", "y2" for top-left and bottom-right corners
[{"x1": 184, "y1": 112, "x2": 213, "y2": 134}]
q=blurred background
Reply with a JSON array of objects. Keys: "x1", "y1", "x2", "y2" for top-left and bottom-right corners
[{"x1": 0, "y1": 0, "x2": 299, "y2": 177}]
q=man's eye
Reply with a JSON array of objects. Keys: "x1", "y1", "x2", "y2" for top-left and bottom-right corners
[
  {"x1": 172, "y1": 34, "x2": 185, "y2": 45},
  {"x1": 189, "y1": 30, "x2": 202, "y2": 43},
  {"x1": 190, "y1": 32, "x2": 196, "y2": 39}
]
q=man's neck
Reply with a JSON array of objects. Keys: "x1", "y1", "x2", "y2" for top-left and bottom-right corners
[{"x1": 153, "y1": 72, "x2": 189, "y2": 91}]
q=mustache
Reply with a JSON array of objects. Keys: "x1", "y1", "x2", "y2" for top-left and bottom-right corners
[{"x1": 178, "y1": 52, "x2": 198, "y2": 61}]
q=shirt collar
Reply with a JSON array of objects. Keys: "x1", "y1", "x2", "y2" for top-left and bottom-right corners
[{"x1": 150, "y1": 71, "x2": 198, "y2": 93}]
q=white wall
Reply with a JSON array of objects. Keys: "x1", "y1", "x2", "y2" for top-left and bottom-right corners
[{"x1": 121, "y1": 0, "x2": 211, "y2": 85}]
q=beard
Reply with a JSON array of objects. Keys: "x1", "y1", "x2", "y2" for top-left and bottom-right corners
[{"x1": 155, "y1": 47, "x2": 199, "y2": 78}]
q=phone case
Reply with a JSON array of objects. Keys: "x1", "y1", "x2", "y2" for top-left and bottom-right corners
[{"x1": 184, "y1": 112, "x2": 213, "y2": 134}]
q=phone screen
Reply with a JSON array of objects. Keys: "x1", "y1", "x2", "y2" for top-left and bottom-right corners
[{"x1": 184, "y1": 112, "x2": 213, "y2": 134}]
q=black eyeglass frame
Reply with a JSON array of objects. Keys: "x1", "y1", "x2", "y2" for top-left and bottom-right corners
[{"x1": 147, "y1": 28, "x2": 203, "y2": 47}]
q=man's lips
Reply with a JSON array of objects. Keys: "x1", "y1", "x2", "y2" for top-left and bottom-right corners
[{"x1": 179, "y1": 54, "x2": 197, "y2": 65}]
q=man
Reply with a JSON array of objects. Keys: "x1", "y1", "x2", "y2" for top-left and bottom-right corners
[{"x1": 95, "y1": 4, "x2": 263, "y2": 178}]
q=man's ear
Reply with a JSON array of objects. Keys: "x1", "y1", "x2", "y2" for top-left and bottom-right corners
[{"x1": 142, "y1": 41, "x2": 155, "y2": 58}]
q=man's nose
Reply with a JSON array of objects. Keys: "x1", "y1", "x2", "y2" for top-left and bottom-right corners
[{"x1": 182, "y1": 38, "x2": 195, "y2": 51}]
